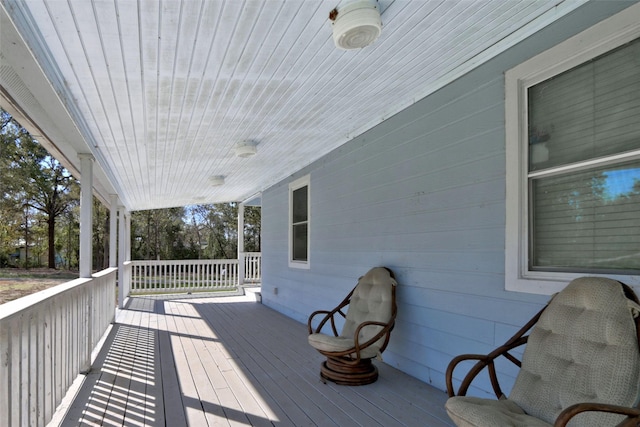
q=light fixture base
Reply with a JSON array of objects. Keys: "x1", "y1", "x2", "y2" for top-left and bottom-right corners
[
  {"x1": 209, "y1": 175, "x2": 225, "y2": 186},
  {"x1": 235, "y1": 140, "x2": 258, "y2": 158},
  {"x1": 332, "y1": 0, "x2": 382, "y2": 50}
]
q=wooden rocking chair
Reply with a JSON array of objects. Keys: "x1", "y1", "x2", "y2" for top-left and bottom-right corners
[
  {"x1": 307, "y1": 267, "x2": 397, "y2": 385},
  {"x1": 445, "y1": 277, "x2": 640, "y2": 427}
]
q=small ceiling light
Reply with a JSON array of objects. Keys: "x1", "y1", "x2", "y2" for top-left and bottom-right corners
[
  {"x1": 235, "y1": 140, "x2": 258, "y2": 158},
  {"x1": 330, "y1": 0, "x2": 382, "y2": 50},
  {"x1": 209, "y1": 175, "x2": 225, "y2": 186}
]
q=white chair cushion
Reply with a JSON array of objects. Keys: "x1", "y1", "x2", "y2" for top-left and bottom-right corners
[
  {"x1": 509, "y1": 277, "x2": 640, "y2": 427},
  {"x1": 307, "y1": 333, "x2": 380, "y2": 359},
  {"x1": 445, "y1": 396, "x2": 552, "y2": 427},
  {"x1": 341, "y1": 267, "x2": 395, "y2": 346},
  {"x1": 308, "y1": 267, "x2": 395, "y2": 359},
  {"x1": 445, "y1": 277, "x2": 640, "y2": 427}
]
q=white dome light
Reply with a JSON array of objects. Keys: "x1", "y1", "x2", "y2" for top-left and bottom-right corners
[
  {"x1": 235, "y1": 140, "x2": 258, "y2": 158},
  {"x1": 331, "y1": 0, "x2": 382, "y2": 50},
  {"x1": 209, "y1": 175, "x2": 225, "y2": 186}
]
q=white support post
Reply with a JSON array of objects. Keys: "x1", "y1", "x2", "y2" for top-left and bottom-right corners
[
  {"x1": 237, "y1": 202, "x2": 245, "y2": 286},
  {"x1": 79, "y1": 154, "x2": 93, "y2": 278},
  {"x1": 78, "y1": 154, "x2": 93, "y2": 373},
  {"x1": 118, "y1": 206, "x2": 126, "y2": 309},
  {"x1": 125, "y1": 212, "x2": 131, "y2": 299},
  {"x1": 109, "y1": 195, "x2": 118, "y2": 268}
]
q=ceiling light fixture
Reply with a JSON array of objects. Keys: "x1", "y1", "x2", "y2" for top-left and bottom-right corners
[
  {"x1": 209, "y1": 175, "x2": 225, "y2": 186},
  {"x1": 330, "y1": 0, "x2": 382, "y2": 50},
  {"x1": 235, "y1": 140, "x2": 258, "y2": 158}
]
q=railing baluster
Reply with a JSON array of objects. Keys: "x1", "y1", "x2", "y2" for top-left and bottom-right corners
[
  {"x1": 0, "y1": 268, "x2": 117, "y2": 427},
  {"x1": 125, "y1": 255, "x2": 261, "y2": 295}
]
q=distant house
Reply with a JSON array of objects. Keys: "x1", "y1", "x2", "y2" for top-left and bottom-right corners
[
  {"x1": 10, "y1": 242, "x2": 62, "y2": 268},
  {"x1": 11, "y1": 244, "x2": 46, "y2": 268}
]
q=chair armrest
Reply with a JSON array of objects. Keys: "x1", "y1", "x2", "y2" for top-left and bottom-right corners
[
  {"x1": 446, "y1": 313, "x2": 537, "y2": 399},
  {"x1": 307, "y1": 310, "x2": 330, "y2": 334},
  {"x1": 554, "y1": 403, "x2": 640, "y2": 427},
  {"x1": 307, "y1": 308, "x2": 346, "y2": 336},
  {"x1": 446, "y1": 353, "x2": 498, "y2": 398},
  {"x1": 352, "y1": 320, "x2": 395, "y2": 354}
]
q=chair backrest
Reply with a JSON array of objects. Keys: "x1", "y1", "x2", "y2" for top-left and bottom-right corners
[
  {"x1": 340, "y1": 267, "x2": 397, "y2": 350},
  {"x1": 509, "y1": 277, "x2": 640, "y2": 426}
]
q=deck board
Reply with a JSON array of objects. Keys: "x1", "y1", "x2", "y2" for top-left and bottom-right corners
[{"x1": 56, "y1": 294, "x2": 453, "y2": 426}]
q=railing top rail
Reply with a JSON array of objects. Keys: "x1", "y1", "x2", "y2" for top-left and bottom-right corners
[
  {"x1": 0, "y1": 268, "x2": 118, "y2": 321},
  {"x1": 93, "y1": 267, "x2": 119, "y2": 278},
  {"x1": 129, "y1": 259, "x2": 240, "y2": 266},
  {"x1": 0, "y1": 277, "x2": 91, "y2": 321}
]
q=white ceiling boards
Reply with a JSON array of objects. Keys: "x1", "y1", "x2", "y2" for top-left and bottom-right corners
[{"x1": 0, "y1": 0, "x2": 586, "y2": 211}]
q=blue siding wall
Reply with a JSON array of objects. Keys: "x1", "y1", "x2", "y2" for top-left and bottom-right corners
[{"x1": 259, "y1": 1, "x2": 637, "y2": 397}]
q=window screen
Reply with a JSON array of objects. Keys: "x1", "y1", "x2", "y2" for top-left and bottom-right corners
[{"x1": 527, "y1": 37, "x2": 640, "y2": 273}]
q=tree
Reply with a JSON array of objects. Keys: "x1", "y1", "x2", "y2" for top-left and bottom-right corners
[
  {"x1": 2, "y1": 107, "x2": 262, "y2": 267},
  {"x1": 196, "y1": 203, "x2": 238, "y2": 259},
  {"x1": 244, "y1": 206, "x2": 261, "y2": 252},
  {"x1": 130, "y1": 203, "x2": 261, "y2": 261},
  {"x1": 16, "y1": 133, "x2": 74, "y2": 268},
  {"x1": 131, "y1": 207, "x2": 189, "y2": 260},
  {"x1": 57, "y1": 203, "x2": 79, "y2": 270},
  {"x1": 1, "y1": 108, "x2": 76, "y2": 268},
  {"x1": 0, "y1": 112, "x2": 23, "y2": 266},
  {"x1": 92, "y1": 199, "x2": 110, "y2": 270}
]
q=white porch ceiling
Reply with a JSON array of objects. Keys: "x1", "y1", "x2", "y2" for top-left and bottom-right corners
[{"x1": 0, "y1": 0, "x2": 587, "y2": 211}]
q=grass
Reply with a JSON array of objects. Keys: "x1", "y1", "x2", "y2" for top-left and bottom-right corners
[
  {"x1": 0, "y1": 268, "x2": 246, "y2": 305},
  {"x1": 0, "y1": 268, "x2": 79, "y2": 305}
]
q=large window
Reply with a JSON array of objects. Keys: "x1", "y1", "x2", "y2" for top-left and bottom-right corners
[
  {"x1": 289, "y1": 175, "x2": 310, "y2": 269},
  {"x1": 505, "y1": 4, "x2": 640, "y2": 294}
]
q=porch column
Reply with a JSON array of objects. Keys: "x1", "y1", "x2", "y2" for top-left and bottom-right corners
[
  {"x1": 118, "y1": 206, "x2": 127, "y2": 309},
  {"x1": 125, "y1": 212, "x2": 131, "y2": 298},
  {"x1": 238, "y1": 202, "x2": 245, "y2": 286},
  {"x1": 79, "y1": 154, "x2": 93, "y2": 278},
  {"x1": 109, "y1": 194, "x2": 118, "y2": 268}
]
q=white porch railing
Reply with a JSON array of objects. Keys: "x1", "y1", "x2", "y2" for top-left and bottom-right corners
[
  {"x1": 129, "y1": 254, "x2": 262, "y2": 295},
  {"x1": 0, "y1": 267, "x2": 117, "y2": 427},
  {"x1": 243, "y1": 252, "x2": 262, "y2": 284}
]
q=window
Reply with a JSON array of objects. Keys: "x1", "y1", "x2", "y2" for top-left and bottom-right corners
[
  {"x1": 289, "y1": 175, "x2": 310, "y2": 269},
  {"x1": 505, "y1": 4, "x2": 640, "y2": 294}
]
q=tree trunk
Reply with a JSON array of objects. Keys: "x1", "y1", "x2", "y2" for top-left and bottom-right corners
[
  {"x1": 48, "y1": 214, "x2": 56, "y2": 268},
  {"x1": 23, "y1": 207, "x2": 29, "y2": 269},
  {"x1": 103, "y1": 213, "x2": 109, "y2": 269}
]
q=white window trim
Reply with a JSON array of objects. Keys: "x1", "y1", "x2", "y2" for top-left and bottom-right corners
[
  {"x1": 505, "y1": 3, "x2": 640, "y2": 295},
  {"x1": 288, "y1": 174, "x2": 310, "y2": 269}
]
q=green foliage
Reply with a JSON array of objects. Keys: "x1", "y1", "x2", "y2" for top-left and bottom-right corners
[
  {"x1": 1, "y1": 108, "x2": 261, "y2": 267},
  {"x1": 130, "y1": 203, "x2": 260, "y2": 261},
  {"x1": 131, "y1": 207, "x2": 189, "y2": 260},
  {"x1": 1, "y1": 108, "x2": 77, "y2": 268}
]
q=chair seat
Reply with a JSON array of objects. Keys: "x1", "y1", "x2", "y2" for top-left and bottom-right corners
[
  {"x1": 308, "y1": 333, "x2": 380, "y2": 359},
  {"x1": 446, "y1": 396, "x2": 552, "y2": 427},
  {"x1": 445, "y1": 277, "x2": 640, "y2": 426},
  {"x1": 307, "y1": 267, "x2": 397, "y2": 385}
]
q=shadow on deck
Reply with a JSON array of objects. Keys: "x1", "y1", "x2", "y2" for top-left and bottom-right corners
[{"x1": 54, "y1": 293, "x2": 453, "y2": 426}]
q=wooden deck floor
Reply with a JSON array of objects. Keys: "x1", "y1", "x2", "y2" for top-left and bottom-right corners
[{"x1": 57, "y1": 293, "x2": 453, "y2": 427}]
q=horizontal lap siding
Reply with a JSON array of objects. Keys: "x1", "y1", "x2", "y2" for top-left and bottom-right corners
[
  {"x1": 262, "y1": 71, "x2": 534, "y2": 395},
  {"x1": 260, "y1": 1, "x2": 635, "y2": 398}
]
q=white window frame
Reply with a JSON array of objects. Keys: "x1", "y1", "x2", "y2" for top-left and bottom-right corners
[
  {"x1": 505, "y1": 3, "x2": 640, "y2": 294},
  {"x1": 288, "y1": 174, "x2": 310, "y2": 269}
]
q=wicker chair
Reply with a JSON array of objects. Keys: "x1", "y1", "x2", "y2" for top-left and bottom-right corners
[
  {"x1": 307, "y1": 267, "x2": 397, "y2": 385},
  {"x1": 445, "y1": 277, "x2": 640, "y2": 427}
]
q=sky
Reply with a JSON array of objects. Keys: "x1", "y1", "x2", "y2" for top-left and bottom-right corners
[{"x1": 603, "y1": 167, "x2": 640, "y2": 200}]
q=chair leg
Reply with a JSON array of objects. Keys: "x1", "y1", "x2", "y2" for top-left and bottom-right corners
[{"x1": 320, "y1": 357, "x2": 378, "y2": 386}]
